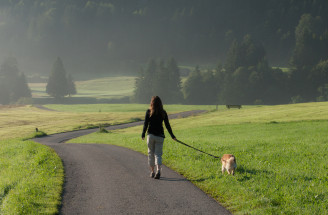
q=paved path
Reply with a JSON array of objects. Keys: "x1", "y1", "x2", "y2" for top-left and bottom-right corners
[{"x1": 34, "y1": 110, "x2": 231, "y2": 215}]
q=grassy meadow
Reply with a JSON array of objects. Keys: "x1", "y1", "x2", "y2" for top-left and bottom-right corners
[
  {"x1": 69, "y1": 102, "x2": 328, "y2": 214},
  {"x1": 0, "y1": 105, "x2": 143, "y2": 140},
  {"x1": 28, "y1": 76, "x2": 136, "y2": 100}
]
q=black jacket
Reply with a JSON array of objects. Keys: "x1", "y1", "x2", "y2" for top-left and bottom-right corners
[{"x1": 142, "y1": 109, "x2": 175, "y2": 139}]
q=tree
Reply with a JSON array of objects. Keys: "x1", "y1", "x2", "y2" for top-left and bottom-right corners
[
  {"x1": 133, "y1": 58, "x2": 183, "y2": 104},
  {"x1": 0, "y1": 82, "x2": 10, "y2": 105},
  {"x1": 46, "y1": 57, "x2": 69, "y2": 98},
  {"x1": 166, "y1": 57, "x2": 183, "y2": 104},
  {"x1": 290, "y1": 14, "x2": 328, "y2": 100},
  {"x1": 11, "y1": 73, "x2": 32, "y2": 101},
  {"x1": 67, "y1": 74, "x2": 77, "y2": 97},
  {"x1": 153, "y1": 60, "x2": 169, "y2": 101},
  {"x1": 0, "y1": 57, "x2": 31, "y2": 103},
  {"x1": 291, "y1": 14, "x2": 326, "y2": 69},
  {"x1": 183, "y1": 66, "x2": 203, "y2": 104},
  {"x1": 133, "y1": 59, "x2": 157, "y2": 103}
]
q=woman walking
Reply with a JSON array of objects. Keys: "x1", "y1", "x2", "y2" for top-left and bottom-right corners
[{"x1": 142, "y1": 96, "x2": 176, "y2": 179}]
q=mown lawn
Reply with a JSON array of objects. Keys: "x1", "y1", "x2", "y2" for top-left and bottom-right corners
[{"x1": 69, "y1": 102, "x2": 328, "y2": 214}]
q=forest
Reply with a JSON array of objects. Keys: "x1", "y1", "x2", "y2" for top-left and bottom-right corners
[{"x1": 0, "y1": 0, "x2": 328, "y2": 104}]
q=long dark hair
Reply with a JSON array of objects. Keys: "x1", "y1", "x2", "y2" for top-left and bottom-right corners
[{"x1": 149, "y1": 96, "x2": 165, "y2": 117}]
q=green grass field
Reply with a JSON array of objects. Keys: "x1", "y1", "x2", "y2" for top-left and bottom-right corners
[
  {"x1": 0, "y1": 139, "x2": 63, "y2": 214},
  {"x1": 44, "y1": 103, "x2": 215, "y2": 113},
  {"x1": 28, "y1": 76, "x2": 136, "y2": 99},
  {"x1": 69, "y1": 102, "x2": 328, "y2": 214}
]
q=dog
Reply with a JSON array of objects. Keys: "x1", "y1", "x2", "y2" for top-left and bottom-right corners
[{"x1": 221, "y1": 154, "x2": 237, "y2": 175}]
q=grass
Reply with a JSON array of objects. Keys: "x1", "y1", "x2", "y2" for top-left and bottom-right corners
[
  {"x1": 68, "y1": 102, "x2": 328, "y2": 214},
  {"x1": 0, "y1": 103, "x2": 213, "y2": 214},
  {"x1": 0, "y1": 105, "x2": 148, "y2": 140},
  {"x1": 0, "y1": 139, "x2": 63, "y2": 214},
  {"x1": 28, "y1": 76, "x2": 136, "y2": 99},
  {"x1": 0, "y1": 104, "x2": 215, "y2": 140},
  {"x1": 44, "y1": 103, "x2": 216, "y2": 113}
]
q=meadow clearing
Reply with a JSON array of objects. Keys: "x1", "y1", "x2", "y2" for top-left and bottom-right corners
[
  {"x1": 28, "y1": 76, "x2": 136, "y2": 100},
  {"x1": 69, "y1": 102, "x2": 328, "y2": 214}
]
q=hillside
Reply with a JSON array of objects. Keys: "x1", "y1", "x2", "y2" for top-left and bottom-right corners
[{"x1": 1, "y1": 0, "x2": 327, "y2": 75}]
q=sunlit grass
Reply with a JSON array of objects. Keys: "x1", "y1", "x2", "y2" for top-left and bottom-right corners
[
  {"x1": 44, "y1": 103, "x2": 216, "y2": 113},
  {"x1": 29, "y1": 76, "x2": 136, "y2": 99},
  {"x1": 69, "y1": 102, "x2": 328, "y2": 214},
  {"x1": 0, "y1": 105, "x2": 146, "y2": 140},
  {"x1": 0, "y1": 139, "x2": 63, "y2": 214}
]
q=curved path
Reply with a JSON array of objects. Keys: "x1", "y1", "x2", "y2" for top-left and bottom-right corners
[{"x1": 34, "y1": 110, "x2": 231, "y2": 215}]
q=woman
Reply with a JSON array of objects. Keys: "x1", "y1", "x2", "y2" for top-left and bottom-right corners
[{"x1": 142, "y1": 96, "x2": 176, "y2": 179}]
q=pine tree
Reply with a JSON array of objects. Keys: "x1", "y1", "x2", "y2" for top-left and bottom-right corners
[
  {"x1": 153, "y1": 60, "x2": 169, "y2": 101},
  {"x1": 11, "y1": 73, "x2": 31, "y2": 101},
  {"x1": 46, "y1": 57, "x2": 69, "y2": 98},
  {"x1": 166, "y1": 57, "x2": 183, "y2": 103},
  {"x1": 0, "y1": 57, "x2": 31, "y2": 103},
  {"x1": 133, "y1": 67, "x2": 146, "y2": 103},
  {"x1": 183, "y1": 66, "x2": 203, "y2": 104},
  {"x1": 134, "y1": 58, "x2": 184, "y2": 104},
  {"x1": 0, "y1": 82, "x2": 10, "y2": 105},
  {"x1": 67, "y1": 74, "x2": 77, "y2": 97}
]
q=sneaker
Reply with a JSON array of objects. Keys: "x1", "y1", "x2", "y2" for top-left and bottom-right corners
[
  {"x1": 150, "y1": 172, "x2": 155, "y2": 178},
  {"x1": 154, "y1": 170, "x2": 161, "y2": 179}
]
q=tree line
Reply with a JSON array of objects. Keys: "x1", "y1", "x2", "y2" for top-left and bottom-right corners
[
  {"x1": 133, "y1": 58, "x2": 183, "y2": 104},
  {"x1": 0, "y1": 57, "x2": 76, "y2": 105},
  {"x1": 134, "y1": 13, "x2": 328, "y2": 105}
]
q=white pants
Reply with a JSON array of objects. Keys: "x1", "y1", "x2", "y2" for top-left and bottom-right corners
[{"x1": 147, "y1": 134, "x2": 164, "y2": 167}]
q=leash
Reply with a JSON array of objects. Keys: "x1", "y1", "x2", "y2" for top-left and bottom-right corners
[{"x1": 176, "y1": 139, "x2": 220, "y2": 159}]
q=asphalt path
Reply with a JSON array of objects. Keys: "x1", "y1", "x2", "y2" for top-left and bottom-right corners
[{"x1": 34, "y1": 110, "x2": 231, "y2": 215}]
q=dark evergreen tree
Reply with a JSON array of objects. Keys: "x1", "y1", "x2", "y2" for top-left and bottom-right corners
[
  {"x1": 290, "y1": 14, "x2": 328, "y2": 100},
  {"x1": 133, "y1": 67, "x2": 146, "y2": 103},
  {"x1": 153, "y1": 60, "x2": 168, "y2": 101},
  {"x1": 46, "y1": 57, "x2": 69, "y2": 98},
  {"x1": 11, "y1": 73, "x2": 31, "y2": 101},
  {"x1": 133, "y1": 59, "x2": 157, "y2": 103},
  {"x1": 166, "y1": 57, "x2": 183, "y2": 104},
  {"x1": 67, "y1": 74, "x2": 77, "y2": 97},
  {"x1": 0, "y1": 57, "x2": 31, "y2": 103},
  {"x1": 0, "y1": 82, "x2": 10, "y2": 105},
  {"x1": 134, "y1": 58, "x2": 183, "y2": 104},
  {"x1": 183, "y1": 66, "x2": 203, "y2": 104}
]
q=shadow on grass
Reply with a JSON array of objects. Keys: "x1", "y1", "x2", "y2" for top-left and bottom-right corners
[
  {"x1": 160, "y1": 176, "x2": 213, "y2": 182},
  {"x1": 236, "y1": 165, "x2": 272, "y2": 182}
]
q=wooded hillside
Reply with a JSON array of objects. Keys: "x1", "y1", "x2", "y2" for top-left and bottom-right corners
[{"x1": 0, "y1": 0, "x2": 327, "y2": 74}]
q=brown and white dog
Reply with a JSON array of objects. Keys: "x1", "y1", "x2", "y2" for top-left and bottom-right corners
[{"x1": 221, "y1": 154, "x2": 237, "y2": 175}]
